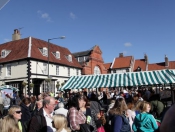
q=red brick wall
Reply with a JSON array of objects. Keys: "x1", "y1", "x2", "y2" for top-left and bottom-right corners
[{"x1": 82, "y1": 46, "x2": 107, "y2": 75}]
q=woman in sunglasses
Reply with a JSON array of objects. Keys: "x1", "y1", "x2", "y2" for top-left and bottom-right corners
[
  {"x1": 0, "y1": 114, "x2": 21, "y2": 132},
  {"x1": 8, "y1": 105, "x2": 25, "y2": 132}
]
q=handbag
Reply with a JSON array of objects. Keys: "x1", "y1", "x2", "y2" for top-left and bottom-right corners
[{"x1": 97, "y1": 126, "x2": 105, "y2": 132}]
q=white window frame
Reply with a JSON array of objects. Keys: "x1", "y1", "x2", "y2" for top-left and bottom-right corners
[
  {"x1": 76, "y1": 69, "x2": 79, "y2": 75},
  {"x1": 1, "y1": 50, "x2": 6, "y2": 58},
  {"x1": 94, "y1": 66, "x2": 101, "y2": 75},
  {"x1": 6, "y1": 65, "x2": 11, "y2": 76},
  {"x1": 43, "y1": 63, "x2": 48, "y2": 75},
  {"x1": 68, "y1": 55, "x2": 72, "y2": 62},
  {"x1": 43, "y1": 47, "x2": 48, "y2": 56},
  {"x1": 55, "y1": 51, "x2": 60, "y2": 59},
  {"x1": 56, "y1": 65, "x2": 59, "y2": 75},
  {"x1": 0, "y1": 66, "x2": 1, "y2": 76},
  {"x1": 68, "y1": 67, "x2": 70, "y2": 76}
]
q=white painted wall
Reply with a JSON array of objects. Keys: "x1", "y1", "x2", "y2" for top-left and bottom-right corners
[
  {"x1": 31, "y1": 60, "x2": 81, "y2": 77},
  {"x1": 0, "y1": 60, "x2": 27, "y2": 80}
]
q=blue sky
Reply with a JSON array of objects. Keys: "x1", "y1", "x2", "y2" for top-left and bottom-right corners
[{"x1": 0, "y1": 0, "x2": 175, "y2": 64}]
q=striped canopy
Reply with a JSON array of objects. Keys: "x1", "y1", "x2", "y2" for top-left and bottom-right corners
[
  {"x1": 61, "y1": 69, "x2": 175, "y2": 90},
  {"x1": 0, "y1": 85, "x2": 19, "y2": 91}
]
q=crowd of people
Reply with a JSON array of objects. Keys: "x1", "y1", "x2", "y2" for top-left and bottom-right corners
[{"x1": 0, "y1": 87, "x2": 174, "y2": 132}]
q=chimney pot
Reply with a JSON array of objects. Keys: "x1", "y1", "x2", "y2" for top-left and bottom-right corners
[
  {"x1": 119, "y1": 53, "x2": 123, "y2": 57},
  {"x1": 12, "y1": 29, "x2": 20, "y2": 41},
  {"x1": 165, "y1": 55, "x2": 169, "y2": 67}
]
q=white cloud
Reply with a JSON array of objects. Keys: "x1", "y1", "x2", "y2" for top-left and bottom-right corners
[
  {"x1": 37, "y1": 10, "x2": 52, "y2": 22},
  {"x1": 4, "y1": 38, "x2": 10, "y2": 42},
  {"x1": 70, "y1": 12, "x2": 76, "y2": 19},
  {"x1": 124, "y1": 42, "x2": 132, "y2": 47}
]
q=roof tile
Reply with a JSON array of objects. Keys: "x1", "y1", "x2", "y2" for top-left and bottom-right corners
[{"x1": 111, "y1": 56, "x2": 132, "y2": 69}]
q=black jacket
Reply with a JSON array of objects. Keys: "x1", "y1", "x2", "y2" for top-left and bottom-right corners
[{"x1": 28, "y1": 108, "x2": 47, "y2": 132}]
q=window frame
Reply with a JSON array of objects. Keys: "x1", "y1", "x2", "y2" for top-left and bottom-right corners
[{"x1": 6, "y1": 65, "x2": 11, "y2": 76}]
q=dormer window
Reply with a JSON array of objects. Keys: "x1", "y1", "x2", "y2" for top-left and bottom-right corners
[
  {"x1": 52, "y1": 51, "x2": 60, "y2": 59},
  {"x1": 55, "y1": 51, "x2": 60, "y2": 59},
  {"x1": 66, "y1": 54, "x2": 72, "y2": 62},
  {"x1": 39, "y1": 47, "x2": 48, "y2": 56},
  {"x1": 43, "y1": 47, "x2": 48, "y2": 56},
  {"x1": 68, "y1": 55, "x2": 72, "y2": 62},
  {"x1": 1, "y1": 50, "x2": 6, "y2": 58},
  {"x1": 1, "y1": 49, "x2": 11, "y2": 58}
]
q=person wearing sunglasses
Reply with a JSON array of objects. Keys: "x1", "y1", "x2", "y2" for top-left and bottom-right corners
[
  {"x1": 0, "y1": 114, "x2": 21, "y2": 132},
  {"x1": 8, "y1": 105, "x2": 25, "y2": 132}
]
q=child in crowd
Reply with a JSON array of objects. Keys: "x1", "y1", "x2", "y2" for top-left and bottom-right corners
[{"x1": 52, "y1": 114, "x2": 71, "y2": 132}]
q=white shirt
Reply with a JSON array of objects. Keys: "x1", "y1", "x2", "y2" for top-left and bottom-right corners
[
  {"x1": 54, "y1": 108, "x2": 68, "y2": 117},
  {"x1": 43, "y1": 109, "x2": 56, "y2": 132}
]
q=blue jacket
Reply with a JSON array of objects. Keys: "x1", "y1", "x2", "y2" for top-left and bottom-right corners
[
  {"x1": 112, "y1": 115, "x2": 131, "y2": 132},
  {"x1": 132, "y1": 113, "x2": 158, "y2": 132}
]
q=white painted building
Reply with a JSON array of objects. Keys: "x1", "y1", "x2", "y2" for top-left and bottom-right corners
[{"x1": 0, "y1": 29, "x2": 82, "y2": 96}]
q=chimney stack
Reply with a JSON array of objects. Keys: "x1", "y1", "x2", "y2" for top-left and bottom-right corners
[
  {"x1": 119, "y1": 53, "x2": 124, "y2": 57},
  {"x1": 165, "y1": 55, "x2": 169, "y2": 67},
  {"x1": 12, "y1": 29, "x2": 20, "y2": 41},
  {"x1": 144, "y1": 54, "x2": 148, "y2": 64}
]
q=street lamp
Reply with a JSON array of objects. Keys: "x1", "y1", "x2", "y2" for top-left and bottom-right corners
[{"x1": 47, "y1": 36, "x2": 65, "y2": 91}]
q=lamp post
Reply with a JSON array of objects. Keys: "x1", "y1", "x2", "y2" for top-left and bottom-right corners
[{"x1": 47, "y1": 36, "x2": 65, "y2": 91}]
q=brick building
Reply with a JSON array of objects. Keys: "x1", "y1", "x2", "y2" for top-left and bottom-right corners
[{"x1": 73, "y1": 45, "x2": 107, "y2": 75}]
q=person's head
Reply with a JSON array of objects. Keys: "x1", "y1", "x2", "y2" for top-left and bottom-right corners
[
  {"x1": 0, "y1": 115, "x2": 20, "y2": 132},
  {"x1": 78, "y1": 95, "x2": 88, "y2": 108},
  {"x1": 38, "y1": 94, "x2": 43, "y2": 100},
  {"x1": 21, "y1": 97, "x2": 31, "y2": 107},
  {"x1": 43, "y1": 96, "x2": 56, "y2": 114},
  {"x1": 109, "y1": 97, "x2": 128, "y2": 115},
  {"x1": 8, "y1": 105, "x2": 22, "y2": 121},
  {"x1": 52, "y1": 114, "x2": 70, "y2": 132},
  {"x1": 36, "y1": 99, "x2": 43, "y2": 110},
  {"x1": 137, "y1": 101, "x2": 151, "y2": 113},
  {"x1": 126, "y1": 100, "x2": 134, "y2": 110},
  {"x1": 58, "y1": 102, "x2": 64, "y2": 108},
  {"x1": 30, "y1": 96, "x2": 36, "y2": 103}
]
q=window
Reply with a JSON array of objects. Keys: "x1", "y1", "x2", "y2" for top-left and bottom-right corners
[
  {"x1": 94, "y1": 66, "x2": 101, "y2": 75},
  {"x1": 1, "y1": 50, "x2": 6, "y2": 58},
  {"x1": 7, "y1": 65, "x2": 11, "y2": 76},
  {"x1": 56, "y1": 65, "x2": 59, "y2": 75},
  {"x1": 43, "y1": 47, "x2": 48, "y2": 56},
  {"x1": 113, "y1": 70, "x2": 116, "y2": 73},
  {"x1": 68, "y1": 55, "x2": 72, "y2": 62},
  {"x1": 0, "y1": 66, "x2": 1, "y2": 76},
  {"x1": 55, "y1": 51, "x2": 60, "y2": 59},
  {"x1": 43, "y1": 63, "x2": 48, "y2": 74},
  {"x1": 76, "y1": 69, "x2": 79, "y2": 75},
  {"x1": 68, "y1": 67, "x2": 70, "y2": 76},
  {"x1": 78, "y1": 57, "x2": 84, "y2": 62}
]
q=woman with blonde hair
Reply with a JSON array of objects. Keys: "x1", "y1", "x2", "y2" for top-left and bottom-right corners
[
  {"x1": 132, "y1": 101, "x2": 158, "y2": 132},
  {"x1": 0, "y1": 115, "x2": 20, "y2": 132},
  {"x1": 109, "y1": 97, "x2": 131, "y2": 132},
  {"x1": 8, "y1": 105, "x2": 26, "y2": 132},
  {"x1": 52, "y1": 114, "x2": 71, "y2": 132}
]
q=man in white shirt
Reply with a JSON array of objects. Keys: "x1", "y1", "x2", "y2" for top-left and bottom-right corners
[
  {"x1": 54, "y1": 102, "x2": 68, "y2": 117},
  {"x1": 28, "y1": 96, "x2": 56, "y2": 132}
]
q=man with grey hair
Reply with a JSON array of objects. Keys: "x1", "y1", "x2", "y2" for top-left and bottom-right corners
[
  {"x1": 28, "y1": 96, "x2": 56, "y2": 132},
  {"x1": 54, "y1": 102, "x2": 68, "y2": 117}
]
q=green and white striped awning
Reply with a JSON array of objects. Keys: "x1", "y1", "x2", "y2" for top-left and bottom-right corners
[{"x1": 61, "y1": 69, "x2": 175, "y2": 90}]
